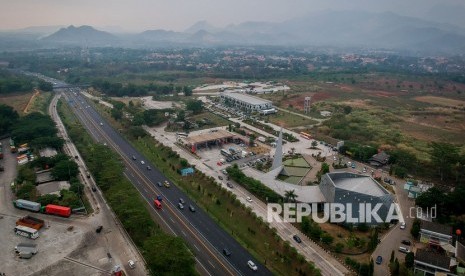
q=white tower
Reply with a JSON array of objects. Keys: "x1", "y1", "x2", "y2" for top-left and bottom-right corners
[{"x1": 304, "y1": 96, "x2": 311, "y2": 114}]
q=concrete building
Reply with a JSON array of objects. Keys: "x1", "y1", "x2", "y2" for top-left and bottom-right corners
[
  {"x1": 414, "y1": 248, "x2": 457, "y2": 276},
  {"x1": 319, "y1": 172, "x2": 395, "y2": 225},
  {"x1": 220, "y1": 92, "x2": 275, "y2": 113},
  {"x1": 420, "y1": 221, "x2": 453, "y2": 246}
]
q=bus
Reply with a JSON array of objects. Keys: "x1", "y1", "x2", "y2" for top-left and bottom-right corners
[
  {"x1": 176, "y1": 132, "x2": 189, "y2": 137},
  {"x1": 220, "y1": 149, "x2": 231, "y2": 157},
  {"x1": 300, "y1": 132, "x2": 312, "y2": 140},
  {"x1": 14, "y1": 225, "x2": 39, "y2": 239}
]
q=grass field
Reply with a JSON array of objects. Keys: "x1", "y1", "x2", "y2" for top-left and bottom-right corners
[
  {"x1": 0, "y1": 92, "x2": 34, "y2": 114},
  {"x1": 414, "y1": 96, "x2": 465, "y2": 108},
  {"x1": 265, "y1": 111, "x2": 318, "y2": 128}
]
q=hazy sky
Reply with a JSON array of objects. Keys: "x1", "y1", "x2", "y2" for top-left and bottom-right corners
[{"x1": 1, "y1": 0, "x2": 463, "y2": 32}]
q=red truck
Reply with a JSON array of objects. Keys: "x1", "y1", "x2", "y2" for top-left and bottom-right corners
[
  {"x1": 44, "y1": 204, "x2": 71, "y2": 217},
  {"x1": 16, "y1": 216, "x2": 45, "y2": 230}
]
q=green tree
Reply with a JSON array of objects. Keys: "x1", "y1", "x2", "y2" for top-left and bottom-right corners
[
  {"x1": 311, "y1": 140, "x2": 318, "y2": 148},
  {"x1": 185, "y1": 100, "x2": 203, "y2": 114},
  {"x1": 183, "y1": 86, "x2": 193, "y2": 96},
  {"x1": 15, "y1": 183, "x2": 36, "y2": 200},
  {"x1": 111, "y1": 108, "x2": 123, "y2": 120},
  {"x1": 321, "y1": 163, "x2": 330, "y2": 174},
  {"x1": 142, "y1": 235, "x2": 196, "y2": 275},
  {"x1": 0, "y1": 104, "x2": 19, "y2": 134},
  {"x1": 38, "y1": 80, "x2": 53, "y2": 91},
  {"x1": 431, "y1": 142, "x2": 460, "y2": 181},
  {"x1": 284, "y1": 189, "x2": 298, "y2": 202},
  {"x1": 51, "y1": 159, "x2": 79, "y2": 180},
  {"x1": 405, "y1": 252, "x2": 414, "y2": 268},
  {"x1": 411, "y1": 219, "x2": 421, "y2": 239},
  {"x1": 321, "y1": 233, "x2": 334, "y2": 245}
]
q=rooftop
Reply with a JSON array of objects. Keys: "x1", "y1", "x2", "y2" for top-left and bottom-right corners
[
  {"x1": 328, "y1": 172, "x2": 388, "y2": 197},
  {"x1": 221, "y1": 92, "x2": 272, "y2": 105},
  {"x1": 421, "y1": 221, "x2": 453, "y2": 236},
  {"x1": 415, "y1": 248, "x2": 451, "y2": 270},
  {"x1": 184, "y1": 129, "x2": 235, "y2": 145}
]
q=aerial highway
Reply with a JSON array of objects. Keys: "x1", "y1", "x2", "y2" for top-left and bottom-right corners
[{"x1": 59, "y1": 87, "x2": 271, "y2": 276}]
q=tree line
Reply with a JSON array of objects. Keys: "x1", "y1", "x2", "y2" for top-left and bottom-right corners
[{"x1": 92, "y1": 79, "x2": 192, "y2": 97}]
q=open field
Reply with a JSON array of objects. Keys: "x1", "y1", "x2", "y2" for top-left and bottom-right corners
[
  {"x1": 265, "y1": 110, "x2": 319, "y2": 128},
  {"x1": 414, "y1": 96, "x2": 465, "y2": 108},
  {"x1": 0, "y1": 92, "x2": 34, "y2": 114}
]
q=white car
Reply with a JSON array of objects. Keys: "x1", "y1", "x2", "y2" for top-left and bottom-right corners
[
  {"x1": 400, "y1": 222, "x2": 406, "y2": 229},
  {"x1": 246, "y1": 197, "x2": 253, "y2": 202},
  {"x1": 141, "y1": 160, "x2": 145, "y2": 165},
  {"x1": 128, "y1": 260, "x2": 136, "y2": 269},
  {"x1": 247, "y1": 260, "x2": 258, "y2": 271}
]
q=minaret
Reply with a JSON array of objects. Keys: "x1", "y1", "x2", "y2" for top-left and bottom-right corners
[{"x1": 271, "y1": 128, "x2": 283, "y2": 170}]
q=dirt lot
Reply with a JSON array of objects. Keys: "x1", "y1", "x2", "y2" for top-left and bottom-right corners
[
  {"x1": 414, "y1": 95, "x2": 465, "y2": 108},
  {"x1": 0, "y1": 92, "x2": 34, "y2": 114}
]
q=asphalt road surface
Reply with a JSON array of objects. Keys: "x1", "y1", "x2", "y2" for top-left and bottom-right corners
[{"x1": 61, "y1": 88, "x2": 271, "y2": 276}]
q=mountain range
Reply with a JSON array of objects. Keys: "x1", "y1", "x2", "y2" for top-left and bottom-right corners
[{"x1": 3, "y1": 10, "x2": 465, "y2": 55}]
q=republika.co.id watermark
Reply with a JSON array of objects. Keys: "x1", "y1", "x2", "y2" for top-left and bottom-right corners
[{"x1": 267, "y1": 203, "x2": 437, "y2": 224}]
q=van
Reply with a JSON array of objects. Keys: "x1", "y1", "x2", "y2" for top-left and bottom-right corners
[
  {"x1": 154, "y1": 199, "x2": 162, "y2": 209},
  {"x1": 399, "y1": 246, "x2": 410, "y2": 253},
  {"x1": 19, "y1": 251, "x2": 33, "y2": 259}
]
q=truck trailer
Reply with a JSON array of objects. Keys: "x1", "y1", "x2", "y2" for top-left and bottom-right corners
[
  {"x1": 13, "y1": 199, "x2": 41, "y2": 212},
  {"x1": 16, "y1": 216, "x2": 45, "y2": 230},
  {"x1": 44, "y1": 204, "x2": 71, "y2": 217}
]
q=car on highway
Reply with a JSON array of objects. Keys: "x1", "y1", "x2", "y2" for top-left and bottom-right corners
[
  {"x1": 189, "y1": 205, "x2": 195, "y2": 212},
  {"x1": 246, "y1": 196, "x2": 253, "y2": 202},
  {"x1": 178, "y1": 203, "x2": 184, "y2": 209},
  {"x1": 157, "y1": 181, "x2": 162, "y2": 187},
  {"x1": 248, "y1": 260, "x2": 258, "y2": 271},
  {"x1": 400, "y1": 222, "x2": 406, "y2": 229},
  {"x1": 293, "y1": 235, "x2": 302, "y2": 243},
  {"x1": 164, "y1": 181, "x2": 170, "y2": 188},
  {"x1": 146, "y1": 166, "x2": 151, "y2": 170},
  {"x1": 100, "y1": 122, "x2": 103, "y2": 126},
  {"x1": 179, "y1": 198, "x2": 185, "y2": 204},
  {"x1": 141, "y1": 160, "x2": 145, "y2": 165},
  {"x1": 401, "y1": 240, "x2": 411, "y2": 246},
  {"x1": 223, "y1": 248, "x2": 231, "y2": 256},
  {"x1": 132, "y1": 155, "x2": 136, "y2": 160},
  {"x1": 375, "y1": 255, "x2": 383, "y2": 265}
]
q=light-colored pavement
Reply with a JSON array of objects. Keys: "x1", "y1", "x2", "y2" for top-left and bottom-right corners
[{"x1": 145, "y1": 125, "x2": 350, "y2": 276}]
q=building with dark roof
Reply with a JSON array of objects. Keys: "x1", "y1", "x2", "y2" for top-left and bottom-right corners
[
  {"x1": 414, "y1": 248, "x2": 456, "y2": 276},
  {"x1": 319, "y1": 172, "x2": 395, "y2": 225},
  {"x1": 420, "y1": 221, "x2": 453, "y2": 246},
  {"x1": 368, "y1": 151, "x2": 390, "y2": 167}
]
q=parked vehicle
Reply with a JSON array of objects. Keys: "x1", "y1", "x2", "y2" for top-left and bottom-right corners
[
  {"x1": 223, "y1": 248, "x2": 231, "y2": 256},
  {"x1": 293, "y1": 235, "x2": 302, "y2": 243},
  {"x1": 44, "y1": 204, "x2": 71, "y2": 217},
  {"x1": 15, "y1": 243, "x2": 38, "y2": 255},
  {"x1": 178, "y1": 203, "x2": 184, "y2": 209},
  {"x1": 19, "y1": 251, "x2": 33, "y2": 259},
  {"x1": 179, "y1": 198, "x2": 185, "y2": 204},
  {"x1": 399, "y1": 246, "x2": 410, "y2": 253},
  {"x1": 16, "y1": 216, "x2": 44, "y2": 230},
  {"x1": 13, "y1": 199, "x2": 41, "y2": 212},
  {"x1": 400, "y1": 222, "x2": 406, "y2": 229},
  {"x1": 96, "y1": 226, "x2": 103, "y2": 233},
  {"x1": 376, "y1": 256, "x2": 383, "y2": 265},
  {"x1": 128, "y1": 260, "x2": 136, "y2": 269},
  {"x1": 226, "y1": 182, "x2": 233, "y2": 188},
  {"x1": 401, "y1": 240, "x2": 411, "y2": 246},
  {"x1": 157, "y1": 181, "x2": 163, "y2": 187},
  {"x1": 189, "y1": 205, "x2": 196, "y2": 212},
  {"x1": 14, "y1": 225, "x2": 39, "y2": 239}
]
